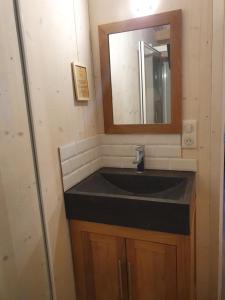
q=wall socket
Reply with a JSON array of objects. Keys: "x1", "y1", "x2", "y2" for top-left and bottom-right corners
[{"x1": 182, "y1": 120, "x2": 197, "y2": 149}]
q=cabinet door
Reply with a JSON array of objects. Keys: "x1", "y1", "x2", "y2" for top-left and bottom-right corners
[
  {"x1": 126, "y1": 239, "x2": 177, "y2": 300},
  {"x1": 79, "y1": 232, "x2": 128, "y2": 300}
]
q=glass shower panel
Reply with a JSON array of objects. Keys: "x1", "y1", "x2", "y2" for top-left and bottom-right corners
[{"x1": 139, "y1": 41, "x2": 171, "y2": 124}]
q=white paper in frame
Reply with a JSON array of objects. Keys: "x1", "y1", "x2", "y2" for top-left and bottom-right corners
[{"x1": 72, "y1": 63, "x2": 90, "y2": 101}]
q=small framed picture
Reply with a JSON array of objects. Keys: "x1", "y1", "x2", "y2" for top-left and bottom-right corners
[{"x1": 72, "y1": 63, "x2": 90, "y2": 101}]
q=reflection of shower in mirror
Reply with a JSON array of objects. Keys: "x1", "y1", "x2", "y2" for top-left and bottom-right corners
[{"x1": 138, "y1": 41, "x2": 171, "y2": 124}]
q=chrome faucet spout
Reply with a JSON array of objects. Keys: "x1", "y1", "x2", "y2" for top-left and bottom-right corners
[{"x1": 133, "y1": 145, "x2": 145, "y2": 172}]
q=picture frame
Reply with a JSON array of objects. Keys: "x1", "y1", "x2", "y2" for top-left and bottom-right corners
[{"x1": 72, "y1": 63, "x2": 90, "y2": 101}]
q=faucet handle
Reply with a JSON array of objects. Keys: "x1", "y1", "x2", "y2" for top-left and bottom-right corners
[
  {"x1": 133, "y1": 145, "x2": 145, "y2": 172},
  {"x1": 136, "y1": 145, "x2": 145, "y2": 152}
]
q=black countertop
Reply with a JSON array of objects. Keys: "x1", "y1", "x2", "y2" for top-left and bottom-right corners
[{"x1": 64, "y1": 168, "x2": 196, "y2": 235}]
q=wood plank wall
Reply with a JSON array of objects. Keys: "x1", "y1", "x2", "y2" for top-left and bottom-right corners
[{"x1": 88, "y1": 0, "x2": 225, "y2": 299}]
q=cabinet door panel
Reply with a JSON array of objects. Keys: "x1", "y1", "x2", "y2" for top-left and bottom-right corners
[
  {"x1": 82, "y1": 232, "x2": 128, "y2": 300},
  {"x1": 126, "y1": 239, "x2": 177, "y2": 300}
]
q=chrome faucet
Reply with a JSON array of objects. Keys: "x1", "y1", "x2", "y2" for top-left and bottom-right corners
[{"x1": 133, "y1": 145, "x2": 145, "y2": 172}]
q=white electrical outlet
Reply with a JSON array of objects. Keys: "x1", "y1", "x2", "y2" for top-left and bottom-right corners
[{"x1": 182, "y1": 120, "x2": 197, "y2": 149}]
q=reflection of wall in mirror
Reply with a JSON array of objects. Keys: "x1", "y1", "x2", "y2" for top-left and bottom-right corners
[
  {"x1": 110, "y1": 32, "x2": 140, "y2": 124},
  {"x1": 109, "y1": 29, "x2": 155, "y2": 125}
]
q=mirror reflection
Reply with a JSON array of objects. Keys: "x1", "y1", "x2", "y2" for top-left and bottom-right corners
[{"x1": 109, "y1": 25, "x2": 171, "y2": 125}]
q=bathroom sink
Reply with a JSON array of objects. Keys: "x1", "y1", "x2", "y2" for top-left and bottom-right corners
[
  {"x1": 100, "y1": 172, "x2": 185, "y2": 195},
  {"x1": 64, "y1": 168, "x2": 195, "y2": 235},
  {"x1": 70, "y1": 168, "x2": 189, "y2": 200}
]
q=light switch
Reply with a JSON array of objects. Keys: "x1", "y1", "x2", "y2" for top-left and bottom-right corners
[
  {"x1": 182, "y1": 120, "x2": 197, "y2": 149},
  {"x1": 184, "y1": 123, "x2": 193, "y2": 134}
]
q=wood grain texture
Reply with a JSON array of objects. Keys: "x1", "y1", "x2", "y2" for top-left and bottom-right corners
[
  {"x1": 83, "y1": 233, "x2": 127, "y2": 300},
  {"x1": 98, "y1": 10, "x2": 182, "y2": 134},
  {"x1": 70, "y1": 218, "x2": 196, "y2": 300},
  {"x1": 126, "y1": 239, "x2": 177, "y2": 300},
  {"x1": 70, "y1": 222, "x2": 128, "y2": 300},
  {"x1": 18, "y1": 0, "x2": 98, "y2": 298},
  {"x1": 210, "y1": 0, "x2": 225, "y2": 298},
  {"x1": 0, "y1": 1, "x2": 52, "y2": 298}
]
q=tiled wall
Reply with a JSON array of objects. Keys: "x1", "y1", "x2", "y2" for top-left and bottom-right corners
[
  {"x1": 59, "y1": 134, "x2": 197, "y2": 191},
  {"x1": 100, "y1": 134, "x2": 197, "y2": 170},
  {"x1": 60, "y1": 136, "x2": 101, "y2": 191}
]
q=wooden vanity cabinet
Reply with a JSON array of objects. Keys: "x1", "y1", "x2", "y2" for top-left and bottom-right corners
[
  {"x1": 75, "y1": 232, "x2": 128, "y2": 300},
  {"x1": 126, "y1": 239, "x2": 177, "y2": 300},
  {"x1": 70, "y1": 220, "x2": 195, "y2": 300}
]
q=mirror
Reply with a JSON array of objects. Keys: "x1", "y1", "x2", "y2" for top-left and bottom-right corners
[
  {"x1": 99, "y1": 10, "x2": 182, "y2": 134},
  {"x1": 109, "y1": 25, "x2": 171, "y2": 125}
]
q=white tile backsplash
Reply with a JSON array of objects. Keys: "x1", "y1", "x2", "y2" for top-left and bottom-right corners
[
  {"x1": 76, "y1": 135, "x2": 100, "y2": 154},
  {"x1": 101, "y1": 145, "x2": 181, "y2": 158},
  {"x1": 145, "y1": 145, "x2": 182, "y2": 158},
  {"x1": 59, "y1": 142, "x2": 77, "y2": 162},
  {"x1": 102, "y1": 156, "x2": 134, "y2": 168},
  {"x1": 101, "y1": 145, "x2": 136, "y2": 157},
  {"x1": 63, "y1": 158, "x2": 102, "y2": 191},
  {"x1": 59, "y1": 137, "x2": 102, "y2": 191},
  {"x1": 59, "y1": 134, "x2": 197, "y2": 191},
  {"x1": 99, "y1": 134, "x2": 181, "y2": 145},
  {"x1": 145, "y1": 158, "x2": 171, "y2": 170},
  {"x1": 61, "y1": 147, "x2": 100, "y2": 176},
  {"x1": 170, "y1": 158, "x2": 197, "y2": 171}
]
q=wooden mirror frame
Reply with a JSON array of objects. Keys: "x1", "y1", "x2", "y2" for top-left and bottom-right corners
[{"x1": 98, "y1": 10, "x2": 182, "y2": 134}]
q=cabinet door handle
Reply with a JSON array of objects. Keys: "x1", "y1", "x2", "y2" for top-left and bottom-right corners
[
  {"x1": 118, "y1": 259, "x2": 124, "y2": 299},
  {"x1": 128, "y1": 262, "x2": 133, "y2": 300}
]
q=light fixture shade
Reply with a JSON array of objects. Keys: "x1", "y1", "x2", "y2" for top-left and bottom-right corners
[{"x1": 131, "y1": 0, "x2": 160, "y2": 16}]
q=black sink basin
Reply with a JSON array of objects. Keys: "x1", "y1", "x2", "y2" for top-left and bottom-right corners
[
  {"x1": 64, "y1": 168, "x2": 195, "y2": 235},
  {"x1": 101, "y1": 172, "x2": 186, "y2": 195}
]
